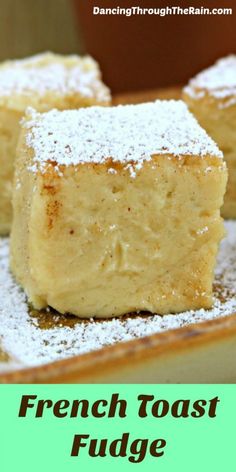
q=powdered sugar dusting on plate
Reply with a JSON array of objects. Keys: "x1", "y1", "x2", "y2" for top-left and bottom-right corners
[
  {"x1": 0, "y1": 221, "x2": 235, "y2": 371},
  {"x1": 23, "y1": 100, "x2": 222, "y2": 178},
  {"x1": 184, "y1": 55, "x2": 236, "y2": 108}
]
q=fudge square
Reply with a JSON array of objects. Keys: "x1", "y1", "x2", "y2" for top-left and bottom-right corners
[
  {"x1": 183, "y1": 55, "x2": 236, "y2": 219},
  {"x1": 0, "y1": 52, "x2": 110, "y2": 235},
  {"x1": 10, "y1": 101, "x2": 227, "y2": 318}
]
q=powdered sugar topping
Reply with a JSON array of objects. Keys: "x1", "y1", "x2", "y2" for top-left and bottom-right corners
[
  {"x1": 0, "y1": 221, "x2": 235, "y2": 371},
  {"x1": 0, "y1": 52, "x2": 110, "y2": 104},
  {"x1": 24, "y1": 100, "x2": 222, "y2": 176},
  {"x1": 184, "y1": 55, "x2": 236, "y2": 108}
]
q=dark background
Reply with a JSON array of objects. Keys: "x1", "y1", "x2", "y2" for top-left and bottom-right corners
[
  {"x1": 0, "y1": 0, "x2": 235, "y2": 93},
  {"x1": 76, "y1": 0, "x2": 236, "y2": 92}
]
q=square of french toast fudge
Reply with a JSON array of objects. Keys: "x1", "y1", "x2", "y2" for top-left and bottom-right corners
[
  {"x1": 0, "y1": 51, "x2": 110, "y2": 235},
  {"x1": 10, "y1": 101, "x2": 227, "y2": 318},
  {"x1": 183, "y1": 55, "x2": 236, "y2": 219}
]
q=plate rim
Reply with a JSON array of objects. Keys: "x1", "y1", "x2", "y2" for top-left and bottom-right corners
[{"x1": 1, "y1": 311, "x2": 236, "y2": 383}]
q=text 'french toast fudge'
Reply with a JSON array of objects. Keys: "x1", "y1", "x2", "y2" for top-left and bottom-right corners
[
  {"x1": 0, "y1": 52, "x2": 111, "y2": 235},
  {"x1": 183, "y1": 55, "x2": 236, "y2": 218},
  {"x1": 10, "y1": 101, "x2": 227, "y2": 318}
]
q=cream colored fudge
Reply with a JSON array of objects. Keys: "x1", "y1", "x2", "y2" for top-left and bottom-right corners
[
  {"x1": 0, "y1": 52, "x2": 111, "y2": 235},
  {"x1": 183, "y1": 55, "x2": 236, "y2": 218},
  {"x1": 10, "y1": 101, "x2": 227, "y2": 318}
]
